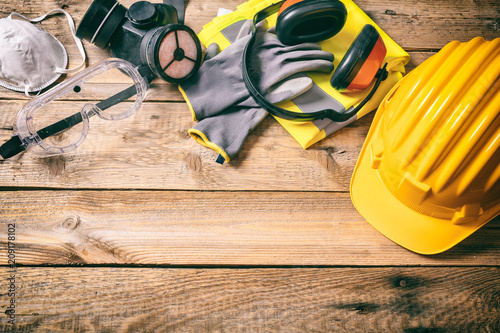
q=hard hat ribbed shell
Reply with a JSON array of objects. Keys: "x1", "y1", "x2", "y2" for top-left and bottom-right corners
[
  {"x1": 375, "y1": 37, "x2": 500, "y2": 224},
  {"x1": 350, "y1": 37, "x2": 500, "y2": 254}
]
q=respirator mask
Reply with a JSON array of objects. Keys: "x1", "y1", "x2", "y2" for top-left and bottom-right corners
[
  {"x1": 0, "y1": 9, "x2": 86, "y2": 95},
  {"x1": 76, "y1": 0, "x2": 202, "y2": 83}
]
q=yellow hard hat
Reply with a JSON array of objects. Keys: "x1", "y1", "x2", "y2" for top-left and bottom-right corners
[{"x1": 350, "y1": 37, "x2": 500, "y2": 254}]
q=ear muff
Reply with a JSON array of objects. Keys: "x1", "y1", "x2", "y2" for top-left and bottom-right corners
[
  {"x1": 242, "y1": 1, "x2": 389, "y2": 122},
  {"x1": 276, "y1": 0, "x2": 347, "y2": 45},
  {"x1": 330, "y1": 24, "x2": 387, "y2": 93}
]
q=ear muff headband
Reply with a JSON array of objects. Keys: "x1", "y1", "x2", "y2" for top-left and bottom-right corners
[
  {"x1": 276, "y1": 0, "x2": 347, "y2": 45},
  {"x1": 242, "y1": 0, "x2": 389, "y2": 122}
]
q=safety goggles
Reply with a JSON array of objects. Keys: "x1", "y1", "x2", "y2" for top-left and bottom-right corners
[{"x1": 0, "y1": 58, "x2": 148, "y2": 159}]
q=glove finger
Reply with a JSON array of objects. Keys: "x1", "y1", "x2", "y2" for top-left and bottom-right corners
[
  {"x1": 236, "y1": 20, "x2": 254, "y2": 40},
  {"x1": 260, "y1": 59, "x2": 334, "y2": 90},
  {"x1": 203, "y1": 33, "x2": 250, "y2": 60},
  {"x1": 277, "y1": 42, "x2": 327, "y2": 53},
  {"x1": 266, "y1": 25, "x2": 276, "y2": 34},
  {"x1": 203, "y1": 43, "x2": 220, "y2": 61},
  {"x1": 254, "y1": 33, "x2": 323, "y2": 52},
  {"x1": 255, "y1": 19, "x2": 269, "y2": 32},
  {"x1": 238, "y1": 75, "x2": 312, "y2": 107},
  {"x1": 250, "y1": 47, "x2": 333, "y2": 72},
  {"x1": 189, "y1": 107, "x2": 268, "y2": 161},
  {"x1": 237, "y1": 20, "x2": 270, "y2": 40},
  {"x1": 278, "y1": 49, "x2": 335, "y2": 62},
  {"x1": 266, "y1": 75, "x2": 313, "y2": 104}
]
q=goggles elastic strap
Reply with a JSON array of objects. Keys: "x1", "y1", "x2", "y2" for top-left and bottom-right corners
[{"x1": 0, "y1": 84, "x2": 140, "y2": 159}]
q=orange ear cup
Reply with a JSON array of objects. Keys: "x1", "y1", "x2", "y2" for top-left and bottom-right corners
[
  {"x1": 277, "y1": 0, "x2": 304, "y2": 16},
  {"x1": 330, "y1": 24, "x2": 387, "y2": 93},
  {"x1": 346, "y1": 36, "x2": 386, "y2": 92}
]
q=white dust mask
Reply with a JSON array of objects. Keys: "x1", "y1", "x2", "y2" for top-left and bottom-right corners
[{"x1": 0, "y1": 9, "x2": 86, "y2": 95}]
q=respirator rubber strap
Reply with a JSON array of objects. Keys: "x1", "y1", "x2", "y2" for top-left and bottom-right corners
[
  {"x1": 242, "y1": 1, "x2": 388, "y2": 122},
  {"x1": 0, "y1": 85, "x2": 139, "y2": 159},
  {"x1": 164, "y1": 0, "x2": 185, "y2": 24}
]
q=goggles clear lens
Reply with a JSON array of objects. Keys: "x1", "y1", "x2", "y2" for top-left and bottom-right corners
[{"x1": 14, "y1": 58, "x2": 148, "y2": 155}]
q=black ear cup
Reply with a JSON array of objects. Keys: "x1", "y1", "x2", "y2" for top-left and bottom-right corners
[
  {"x1": 330, "y1": 24, "x2": 387, "y2": 92},
  {"x1": 276, "y1": 0, "x2": 347, "y2": 45}
]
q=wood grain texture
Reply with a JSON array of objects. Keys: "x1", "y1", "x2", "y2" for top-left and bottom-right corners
[
  {"x1": 0, "y1": 267, "x2": 499, "y2": 332},
  {"x1": 0, "y1": 0, "x2": 499, "y2": 331},
  {"x1": 1, "y1": 191, "x2": 499, "y2": 266},
  {"x1": 0, "y1": 101, "x2": 368, "y2": 191},
  {"x1": 1, "y1": 0, "x2": 497, "y2": 49},
  {"x1": 1, "y1": 0, "x2": 496, "y2": 101}
]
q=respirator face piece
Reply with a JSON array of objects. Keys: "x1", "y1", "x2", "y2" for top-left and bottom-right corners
[
  {"x1": 142, "y1": 24, "x2": 201, "y2": 81},
  {"x1": 0, "y1": 9, "x2": 86, "y2": 94},
  {"x1": 242, "y1": 0, "x2": 389, "y2": 122},
  {"x1": 76, "y1": 0, "x2": 202, "y2": 83}
]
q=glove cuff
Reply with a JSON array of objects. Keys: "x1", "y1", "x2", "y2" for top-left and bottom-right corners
[
  {"x1": 188, "y1": 128, "x2": 231, "y2": 162},
  {"x1": 178, "y1": 85, "x2": 198, "y2": 121}
]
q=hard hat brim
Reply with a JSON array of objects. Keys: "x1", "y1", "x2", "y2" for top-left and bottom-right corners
[{"x1": 350, "y1": 113, "x2": 497, "y2": 255}]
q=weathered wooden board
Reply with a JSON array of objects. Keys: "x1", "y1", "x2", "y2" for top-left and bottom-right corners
[
  {"x1": 0, "y1": 51, "x2": 436, "y2": 102},
  {"x1": 1, "y1": 191, "x2": 499, "y2": 266},
  {"x1": 1, "y1": 0, "x2": 496, "y2": 102},
  {"x1": 0, "y1": 101, "x2": 369, "y2": 190},
  {"x1": 1, "y1": 0, "x2": 497, "y2": 49},
  {"x1": 0, "y1": 267, "x2": 499, "y2": 332},
  {"x1": 0, "y1": 0, "x2": 499, "y2": 331}
]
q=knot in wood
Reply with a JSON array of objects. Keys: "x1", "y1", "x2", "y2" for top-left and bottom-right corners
[{"x1": 62, "y1": 216, "x2": 80, "y2": 231}]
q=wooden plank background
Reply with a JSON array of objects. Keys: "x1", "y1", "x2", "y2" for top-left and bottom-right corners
[
  {"x1": 1, "y1": 267, "x2": 500, "y2": 332},
  {"x1": 0, "y1": 0, "x2": 499, "y2": 331}
]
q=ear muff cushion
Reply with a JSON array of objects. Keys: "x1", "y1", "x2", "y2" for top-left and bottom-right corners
[
  {"x1": 330, "y1": 24, "x2": 385, "y2": 92},
  {"x1": 276, "y1": 0, "x2": 347, "y2": 45}
]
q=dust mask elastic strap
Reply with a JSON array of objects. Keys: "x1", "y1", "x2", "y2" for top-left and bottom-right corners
[{"x1": 8, "y1": 9, "x2": 86, "y2": 74}]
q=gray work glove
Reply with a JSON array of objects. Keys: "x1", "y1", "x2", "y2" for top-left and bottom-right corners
[
  {"x1": 180, "y1": 25, "x2": 334, "y2": 163},
  {"x1": 188, "y1": 104, "x2": 268, "y2": 164}
]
